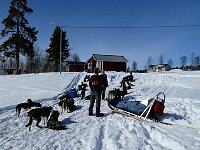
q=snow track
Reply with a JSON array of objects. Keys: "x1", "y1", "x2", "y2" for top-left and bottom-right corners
[{"x1": 0, "y1": 71, "x2": 200, "y2": 149}]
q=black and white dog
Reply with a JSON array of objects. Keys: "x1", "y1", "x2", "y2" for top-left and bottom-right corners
[
  {"x1": 107, "y1": 89, "x2": 116, "y2": 100},
  {"x1": 83, "y1": 75, "x2": 90, "y2": 82},
  {"x1": 58, "y1": 95, "x2": 76, "y2": 113},
  {"x1": 107, "y1": 88, "x2": 127, "y2": 100},
  {"x1": 25, "y1": 106, "x2": 53, "y2": 131}
]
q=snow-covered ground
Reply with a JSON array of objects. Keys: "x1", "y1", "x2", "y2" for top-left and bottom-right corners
[{"x1": 0, "y1": 71, "x2": 200, "y2": 150}]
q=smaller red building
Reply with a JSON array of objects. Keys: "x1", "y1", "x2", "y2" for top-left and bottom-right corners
[
  {"x1": 64, "y1": 61, "x2": 87, "y2": 72},
  {"x1": 87, "y1": 54, "x2": 128, "y2": 72}
]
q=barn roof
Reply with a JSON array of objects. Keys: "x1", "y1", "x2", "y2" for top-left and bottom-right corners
[
  {"x1": 89, "y1": 54, "x2": 128, "y2": 62},
  {"x1": 65, "y1": 61, "x2": 86, "y2": 65}
]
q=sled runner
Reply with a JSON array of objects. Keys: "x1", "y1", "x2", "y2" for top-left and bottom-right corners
[{"x1": 108, "y1": 92, "x2": 165, "y2": 121}]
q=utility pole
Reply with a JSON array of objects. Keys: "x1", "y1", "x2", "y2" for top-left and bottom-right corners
[{"x1": 59, "y1": 26, "x2": 62, "y2": 74}]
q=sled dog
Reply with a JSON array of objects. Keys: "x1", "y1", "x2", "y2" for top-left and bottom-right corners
[
  {"x1": 16, "y1": 102, "x2": 31, "y2": 117},
  {"x1": 59, "y1": 96, "x2": 76, "y2": 113},
  {"x1": 47, "y1": 110, "x2": 67, "y2": 130},
  {"x1": 25, "y1": 106, "x2": 53, "y2": 131},
  {"x1": 27, "y1": 99, "x2": 42, "y2": 108},
  {"x1": 16, "y1": 99, "x2": 42, "y2": 117}
]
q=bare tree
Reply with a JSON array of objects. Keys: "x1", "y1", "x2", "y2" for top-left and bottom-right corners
[
  {"x1": 145, "y1": 56, "x2": 153, "y2": 69},
  {"x1": 167, "y1": 59, "x2": 173, "y2": 68},
  {"x1": 190, "y1": 52, "x2": 195, "y2": 69},
  {"x1": 43, "y1": 59, "x2": 54, "y2": 72},
  {"x1": 23, "y1": 46, "x2": 48, "y2": 73},
  {"x1": 71, "y1": 53, "x2": 80, "y2": 62},
  {"x1": 159, "y1": 53, "x2": 164, "y2": 64},
  {"x1": 127, "y1": 66, "x2": 130, "y2": 72},
  {"x1": 180, "y1": 56, "x2": 187, "y2": 71},
  {"x1": 194, "y1": 55, "x2": 200, "y2": 70},
  {"x1": 132, "y1": 61, "x2": 138, "y2": 72},
  {"x1": 34, "y1": 46, "x2": 44, "y2": 73}
]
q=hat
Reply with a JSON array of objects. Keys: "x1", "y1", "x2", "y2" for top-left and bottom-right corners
[{"x1": 94, "y1": 67, "x2": 99, "y2": 74}]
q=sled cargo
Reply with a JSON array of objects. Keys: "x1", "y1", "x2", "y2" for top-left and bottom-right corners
[
  {"x1": 58, "y1": 89, "x2": 78, "y2": 100},
  {"x1": 66, "y1": 89, "x2": 78, "y2": 98}
]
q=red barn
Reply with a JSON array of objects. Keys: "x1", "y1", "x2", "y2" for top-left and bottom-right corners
[
  {"x1": 87, "y1": 54, "x2": 128, "y2": 72},
  {"x1": 64, "y1": 61, "x2": 87, "y2": 72}
]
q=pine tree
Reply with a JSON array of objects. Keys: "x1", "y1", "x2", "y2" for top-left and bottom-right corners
[
  {"x1": 1, "y1": 0, "x2": 38, "y2": 74},
  {"x1": 46, "y1": 26, "x2": 70, "y2": 72}
]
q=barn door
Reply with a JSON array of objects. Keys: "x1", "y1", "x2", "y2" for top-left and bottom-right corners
[{"x1": 96, "y1": 61, "x2": 102, "y2": 71}]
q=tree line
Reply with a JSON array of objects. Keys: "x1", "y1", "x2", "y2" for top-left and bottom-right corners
[
  {"x1": 0, "y1": 0, "x2": 80, "y2": 74},
  {"x1": 131, "y1": 53, "x2": 200, "y2": 72}
]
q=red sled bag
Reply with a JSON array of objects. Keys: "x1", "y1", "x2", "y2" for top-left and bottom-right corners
[
  {"x1": 148, "y1": 92, "x2": 165, "y2": 118},
  {"x1": 152, "y1": 92, "x2": 165, "y2": 116},
  {"x1": 152, "y1": 101, "x2": 165, "y2": 116}
]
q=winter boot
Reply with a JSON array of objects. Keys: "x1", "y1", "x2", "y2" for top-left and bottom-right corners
[
  {"x1": 89, "y1": 110, "x2": 93, "y2": 116},
  {"x1": 96, "y1": 113, "x2": 104, "y2": 117}
]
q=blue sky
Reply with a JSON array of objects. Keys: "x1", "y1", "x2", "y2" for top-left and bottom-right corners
[{"x1": 1, "y1": 0, "x2": 200, "y2": 69}]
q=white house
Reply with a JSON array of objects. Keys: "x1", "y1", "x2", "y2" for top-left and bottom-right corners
[{"x1": 147, "y1": 64, "x2": 171, "y2": 73}]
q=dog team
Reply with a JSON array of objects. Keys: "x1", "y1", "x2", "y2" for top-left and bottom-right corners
[
  {"x1": 16, "y1": 96, "x2": 75, "y2": 131},
  {"x1": 80, "y1": 70, "x2": 134, "y2": 101},
  {"x1": 16, "y1": 70, "x2": 134, "y2": 131}
]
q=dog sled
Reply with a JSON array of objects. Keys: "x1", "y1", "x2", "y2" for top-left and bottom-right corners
[
  {"x1": 58, "y1": 88, "x2": 78, "y2": 99},
  {"x1": 65, "y1": 88, "x2": 78, "y2": 98},
  {"x1": 108, "y1": 92, "x2": 166, "y2": 122}
]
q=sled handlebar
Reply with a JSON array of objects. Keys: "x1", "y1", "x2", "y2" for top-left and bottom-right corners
[{"x1": 156, "y1": 92, "x2": 165, "y2": 103}]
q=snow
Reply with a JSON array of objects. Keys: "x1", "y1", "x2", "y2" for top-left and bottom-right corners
[{"x1": 0, "y1": 71, "x2": 200, "y2": 150}]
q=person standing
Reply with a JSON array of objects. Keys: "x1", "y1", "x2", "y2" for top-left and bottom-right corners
[
  {"x1": 100, "y1": 70, "x2": 108, "y2": 100},
  {"x1": 88, "y1": 68, "x2": 104, "y2": 117}
]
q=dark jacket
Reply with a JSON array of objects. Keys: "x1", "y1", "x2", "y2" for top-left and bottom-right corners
[
  {"x1": 100, "y1": 74, "x2": 108, "y2": 90},
  {"x1": 89, "y1": 75, "x2": 103, "y2": 91}
]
